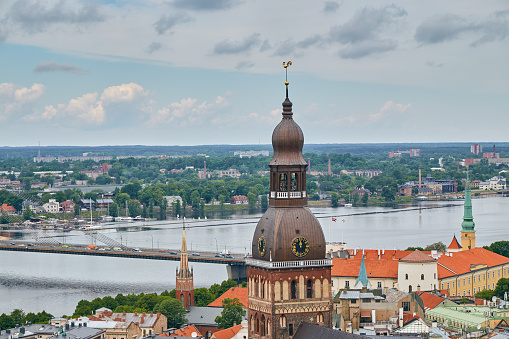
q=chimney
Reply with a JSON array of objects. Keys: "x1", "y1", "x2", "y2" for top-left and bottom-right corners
[
  {"x1": 308, "y1": 157, "x2": 311, "y2": 174},
  {"x1": 417, "y1": 285, "x2": 421, "y2": 293},
  {"x1": 382, "y1": 248, "x2": 385, "y2": 255},
  {"x1": 328, "y1": 157, "x2": 331, "y2": 175},
  {"x1": 419, "y1": 169, "x2": 421, "y2": 188},
  {"x1": 204, "y1": 161, "x2": 207, "y2": 178},
  {"x1": 20, "y1": 328, "x2": 25, "y2": 334},
  {"x1": 377, "y1": 248, "x2": 380, "y2": 259},
  {"x1": 135, "y1": 312, "x2": 137, "y2": 316},
  {"x1": 143, "y1": 312, "x2": 146, "y2": 317},
  {"x1": 123, "y1": 311, "x2": 126, "y2": 315},
  {"x1": 141, "y1": 317, "x2": 144, "y2": 324}
]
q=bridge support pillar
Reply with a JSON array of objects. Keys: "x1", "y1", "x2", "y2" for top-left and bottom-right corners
[{"x1": 226, "y1": 264, "x2": 247, "y2": 283}]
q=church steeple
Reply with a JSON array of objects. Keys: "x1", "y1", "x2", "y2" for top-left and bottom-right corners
[
  {"x1": 461, "y1": 170, "x2": 476, "y2": 250},
  {"x1": 354, "y1": 255, "x2": 371, "y2": 290},
  {"x1": 176, "y1": 221, "x2": 194, "y2": 309}
]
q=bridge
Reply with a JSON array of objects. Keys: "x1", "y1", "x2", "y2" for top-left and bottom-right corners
[{"x1": 0, "y1": 241, "x2": 248, "y2": 282}]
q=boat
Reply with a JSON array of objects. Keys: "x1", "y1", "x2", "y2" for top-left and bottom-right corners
[{"x1": 344, "y1": 203, "x2": 353, "y2": 207}]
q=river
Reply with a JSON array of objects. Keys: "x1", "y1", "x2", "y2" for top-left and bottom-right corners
[{"x1": 0, "y1": 196, "x2": 507, "y2": 316}]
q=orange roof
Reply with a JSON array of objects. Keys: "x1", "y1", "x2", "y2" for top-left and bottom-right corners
[
  {"x1": 172, "y1": 325, "x2": 202, "y2": 337},
  {"x1": 208, "y1": 287, "x2": 248, "y2": 308},
  {"x1": 437, "y1": 248, "x2": 509, "y2": 279},
  {"x1": 402, "y1": 312, "x2": 420, "y2": 325},
  {"x1": 212, "y1": 324, "x2": 242, "y2": 339},
  {"x1": 0, "y1": 204, "x2": 15, "y2": 212},
  {"x1": 399, "y1": 250, "x2": 436, "y2": 263},
  {"x1": 418, "y1": 292, "x2": 445, "y2": 310},
  {"x1": 332, "y1": 257, "x2": 399, "y2": 278},
  {"x1": 448, "y1": 235, "x2": 462, "y2": 250},
  {"x1": 347, "y1": 249, "x2": 428, "y2": 261}
]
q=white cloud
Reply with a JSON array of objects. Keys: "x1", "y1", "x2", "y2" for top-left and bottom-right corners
[
  {"x1": 148, "y1": 94, "x2": 231, "y2": 126},
  {"x1": 38, "y1": 92, "x2": 105, "y2": 125},
  {"x1": 100, "y1": 83, "x2": 148, "y2": 105},
  {"x1": 248, "y1": 108, "x2": 281, "y2": 125},
  {"x1": 0, "y1": 82, "x2": 45, "y2": 119},
  {"x1": 369, "y1": 101, "x2": 411, "y2": 121}
]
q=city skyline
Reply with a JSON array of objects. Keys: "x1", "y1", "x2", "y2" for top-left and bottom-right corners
[{"x1": 1, "y1": 0, "x2": 508, "y2": 146}]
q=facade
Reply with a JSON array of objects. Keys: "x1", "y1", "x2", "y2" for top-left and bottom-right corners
[
  {"x1": 176, "y1": 225, "x2": 194, "y2": 310},
  {"x1": 246, "y1": 80, "x2": 332, "y2": 338},
  {"x1": 216, "y1": 169, "x2": 241, "y2": 178},
  {"x1": 231, "y1": 195, "x2": 248, "y2": 205},
  {"x1": 470, "y1": 144, "x2": 482, "y2": 155},
  {"x1": 60, "y1": 200, "x2": 75, "y2": 213},
  {"x1": 43, "y1": 199, "x2": 60, "y2": 213},
  {"x1": 479, "y1": 176, "x2": 507, "y2": 190},
  {"x1": 397, "y1": 250, "x2": 438, "y2": 293}
]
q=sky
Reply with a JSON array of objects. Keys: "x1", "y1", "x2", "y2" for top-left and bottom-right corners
[{"x1": 0, "y1": 0, "x2": 508, "y2": 147}]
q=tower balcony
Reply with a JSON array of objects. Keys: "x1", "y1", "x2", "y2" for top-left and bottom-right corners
[
  {"x1": 246, "y1": 257, "x2": 332, "y2": 269},
  {"x1": 270, "y1": 191, "x2": 307, "y2": 199}
]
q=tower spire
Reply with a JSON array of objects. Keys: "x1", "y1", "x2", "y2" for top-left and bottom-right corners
[
  {"x1": 176, "y1": 219, "x2": 194, "y2": 309},
  {"x1": 283, "y1": 61, "x2": 292, "y2": 99},
  {"x1": 354, "y1": 255, "x2": 370, "y2": 289},
  {"x1": 461, "y1": 170, "x2": 475, "y2": 231}
]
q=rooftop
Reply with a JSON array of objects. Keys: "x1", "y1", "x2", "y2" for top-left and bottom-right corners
[{"x1": 208, "y1": 287, "x2": 248, "y2": 308}]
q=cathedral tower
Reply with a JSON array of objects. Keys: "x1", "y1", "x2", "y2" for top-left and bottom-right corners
[
  {"x1": 246, "y1": 63, "x2": 332, "y2": 338},
  {"x1": 176, "y1": 223, "x2": 194, "y2": 309},
  {"x1": 461, "y1": 171, "x2": 476, "y2": 250}
]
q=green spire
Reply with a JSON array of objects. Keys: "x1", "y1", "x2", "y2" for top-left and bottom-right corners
[
  {"x1": 461, "y1": 170, "x2": 475, "y2": 231},
  {"x1": 355, "y1": 255, "x2": 369, "y2": 288}
]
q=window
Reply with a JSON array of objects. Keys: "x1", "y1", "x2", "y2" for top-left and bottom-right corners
[
  {"x1": 488, "y1": 272, "x2": 490, "y2": 279},
  {"x1": 362, "y1": 298, "x2": 371, "y2": 303},
  {"x1": 441, "y1": 283, "x2": 444, "y2": 289},
  {"x1": 351, "y1": 299, "x2": 357, "y2": 304},
  {"x1": 307, "y1": 280, "x2": 312, "y2": 298},
  {"x1": 317, "y1": 313, "x2": 324, "y2": 323},
  {"x1": 289, "y1": 324, "x2": 294, "y2": 336},
  {"x1": 452, "y1": 282, "x2": 455, "y2": 288},
  {"x1": 405, "y1": 274, "x2": 408, "y2": 280},
  {"x1": 280, "y1": 315, "x2": 287, "y2": 328},
  {"x1": 435, "y1": 273, "x2": 437, "y2": 279},
  {"x1": 468, "y1": 278, "x2": 471, "y2": 284},
  {"x1": 473, "y1": 276, "x2": 476, "y2": 283},
  {"x1": 291, "y1": 281, "x2": 297, "y2": 299},
  {"x1": 345, "y1": 281, "x2": 350, "y2": 288},
  {"x1": 377, "y1": 282, "x2": 382, "y2": 288},
  {"x1": 463, "y1": 278, "x2": 466, "y2": 285},
  {"x1": 291, "y1": 173, "x2": 297, "y2": 191},
  {"x1": 402, "y1": 302, "x2": 411, "y2": 312},
  {"x1": 447, "y1": 283, "x2": 449, "y2": 289},
  {"x1": 279, "y1": 173, "x2": 287, "y2": 191},
  {"x1": 421, "y1": 274, "x2": 425, "y2": 280},
  {"x1": 409, "y1": 285, "x2": 412, "y2": 293}
]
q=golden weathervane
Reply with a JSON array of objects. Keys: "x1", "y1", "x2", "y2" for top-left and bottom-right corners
[{"x1": 283, "y1": 61, "x2": 292, "y2": 86}]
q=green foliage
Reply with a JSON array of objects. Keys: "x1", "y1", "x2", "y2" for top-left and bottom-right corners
[
  {"x1": 153, "y1": 298, "x2": 187, "y2": 328},
  {"x1": 493, "y1": 278, "x2": 509, "y2": 298},
  {"x1": 23, "y1": 206, "x2": 34, "y2": 220},
  {"x1": 483, "y1": 241, "x2": 509, "y2": 258},
  {"x1": 424, "y1": 242, "x2": 446, "y2": 252},
  {"x1": 361, "y1": 192, "x2": 369, "y2": 204},
  {"x1": 260, "y1": 195, "x2": 268, "y2": 209},
  {"x1": 475, "y1": 289, "x2": 494, "y2": 300},
  {"x1": 214, "y1": 298, "x2": 246, "y2": 329},
  {"x1": 381, "y1": 186, "x2": 395, "y2": 201},
  {"x1": 331, "y1": 193, "x2": 339, "y2": 207},
  {"x1": 247, "y1": 192, "x2": 257, "y2": 208},
  {"x1": 0, "y1": 309, "x2": 53, "y2": 330}
]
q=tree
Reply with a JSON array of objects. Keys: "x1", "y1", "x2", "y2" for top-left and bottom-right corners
[
  {"x1": 424, "y1": 242, "x2": 446, "y2": 252},
  {"x1": 109, "y1": 203, "x2": 118, "y2": 217},
  {"x1": 381, "y1": 186, "x2": 395, "y2": 201},
  {"x1": 331, "y1": 193, "x2": 339, "y2": 207},
  {"x1": 199, "y1": 199, "x2": 205, "y2": 219},
  {"x1": 214, "y1": 298, "x2": 246, "y2": 329},
  {"x1": 54, "y1": 191, "x2": 66, "y2": 203},
  {"x1": 260, "y1": 194, "x2": 268, "y2": 209},
  {"x1": 412, "y1": 187, "x2": 419, "y2": 195},
  {"x1": 23, "y1": 206, "x2": 34, "y2": 220},
  {"x1": 247, "y1": 192, "x2": 257, "y2": 208},
  {"x1": 153, "y1": 298, "x2": 187, "y2": 328},
  {"x1": 115, "y1": 193, "x2": 131, "y2": 208},
  {"x1": 361, "y1": 192, "x2": 369, "y2": 204},
  {"x1": 121, "y1": 183, "x2": 142, "y2": 200},
  {"x1": 173, "y1": 200, "x2": 181, "y2": 217},
  {"x1": 493, "y1": 278, "x2": 509, "y2": 298},
  {"x1": 74, "y1": 203, "x2": 81, "y2": 216},
  {"x1": 475, "y1": 289, "x2": 494, "y2": 300}
]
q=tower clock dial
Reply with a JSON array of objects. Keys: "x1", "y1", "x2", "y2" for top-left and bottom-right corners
[
  {"x1": 257, "y1": 236, "x2": 266, "y2": 256},
  {"x1": 291, "y1": 236, "x2": 310, "y2": 258}
]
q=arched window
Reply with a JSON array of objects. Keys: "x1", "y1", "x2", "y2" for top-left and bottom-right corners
[
  {"x1": 291, "y1": 173, "x2": 298, "y2": 191},
  {"x1": 317, "y1": 312, "x2": 324, "y2": 323},
  {"x1": 261, "y1": 280, "x2": 265, "y2": 299},
  {"x1": 255, "y1": 314, "x2": 259, "y2": 334},
  {"x1": 180, "y1": 294, "x2": 184, "y2": 307},
  {"x1": 307, "y1": 279, "x2": 312, "y2": 298},
  {"x1": 188, "y1": 293, "x2": 192, "y2": 307},
  {"x1": 279, "y1": 173, "x2": 287, "y2": 191},
  {"x1": 405, "y1": 274, "x2": 408, "y2": 280},
  {"x1": 261, "y1": 315, "x2": 266, "y2": 336},
  {"x1": 280, "y1": 315, "x2": 287, "y2": 328},
  {"x1": 289, "y1": 324, "x2": 294, "y2": 336},
  {"x1": 409, "y1": 285, "x2": 412, "y2": 293},
  {"x1": 421, "y1": 274, "x2": 424, "y2": 280},
  {"x1": 291, "y1": 280, "x2": 297, "y2": 299}
]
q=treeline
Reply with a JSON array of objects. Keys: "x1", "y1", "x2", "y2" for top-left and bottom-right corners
[{"x1": 0, "y1": 309, "x2": 53, "y2": 330}]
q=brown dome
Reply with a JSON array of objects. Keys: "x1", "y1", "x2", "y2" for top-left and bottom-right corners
[
  {"x1": 251, "y1": 207, "x2": 326, "y2": 262},
  {"x1": 269, "y1": 98, "x2": 307, "y2": 167}
]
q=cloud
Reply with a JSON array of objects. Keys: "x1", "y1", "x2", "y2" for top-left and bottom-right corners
[
  {"x1": 236, "y1": 61, "x2": 254, "y2": 69},
  {"x1": 33, "y1": 61, "x2": 89, "y2": 74},
  {"x1": 0, "y1": 83, "x2": 45, "y2": 119},
  {"x1": 146, "y1": 42, "x2": 162, "y2": 54},
  {"x1": 38, "y1": 92, "x2": 105, "y2": 125},
  {"x1": 25, "y1": 83, "x2": 148, "y2": 126},
  {"x1": 414, "y1": 14, "x2": 478, "y2": 44},
  {"x1": 323, "y1": 1, "x2": 340, "y2": 13},
  {"x1": 248, "y1": 108, "x2": 281, "y2": 126},
  {"x1": 148, "y1": 94, "x2": 231, "y2": 126},
  {"x1": 328, "y1": 4, "x2": 407, "y2": 58},
  {"x1": 426, "y1": 60, "x2": 444, "y2": 68},
  {"x1": 213, "y1": 33, "x2": 261, "y2": 54},
  {"x1": 172, "y1": 0, "x2": 239, "y2": 11},
  {"x1": 415, "y1": 11, "x2": 509, "y2": 46},
  {"x1": 153, "y1": 14, "x2": 192, "y2": 35},
  {"x1": 369, "y1": 101, "x2": 411, "y2": 122},
  {"x1": 100, "y1": 83, "x2": 149, "y2": 105},
  {"x1": 5, "y1": 0, "x2": 106, "y2": 34},
  {"x1": 0, "y1": 27, "x2": 7, "y2": 42}
]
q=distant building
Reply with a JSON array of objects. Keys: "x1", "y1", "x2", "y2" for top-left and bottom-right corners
[
  {"x1": 233, "y1": 150, "x2": 269, "y2": 158},
  {"x1": 216, "y1": 169, "x2": 241, "y2": 179},
  {"x1": 60, "y1": 200, "x2": 75, "y2": 213},
  {"x1": 389, "y1": 149, "x2": 420, "y2": 158},
  {"x1": 231, "y1": 195, "x2": 248, "y2": 205},
  {"x1": 479, "y1": 176, "x2": 507, "y2": 190},
  {"x1": 341, "y1": 169, "x2": 382, "y2": 178},
  {"x1": 0, "y1": 203, "x2": 16, "y2": 215},
  {"x1": 470, "y1": 144, "x2": 482, "y2": 155},
  {"x1": 42, "y1": 199, "x2": 60, "y2": 214}
]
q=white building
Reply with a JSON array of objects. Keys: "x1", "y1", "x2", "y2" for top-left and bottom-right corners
[
  {"x1": 397, "y1": 250, "x2": 438, "y2": 293},
  {"x1": 479, "y1": 176, "x2": 507, "y2": 190},
  {"x1": 42, "y1": 199, "x2": 60, "y2": 213}
]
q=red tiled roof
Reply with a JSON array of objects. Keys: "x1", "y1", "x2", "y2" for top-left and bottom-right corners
[
  {"x1": 402, "y1": 312, "x2": 420, "y2": 325},
  {"x1": 174, "y1": 325, "x2": 202, "y2": 337},
  {"x1": 437, "y1": 248, "x2": 509, "y2": 279},
  {"x1": 0, "y1": 204, "x2": 15, "y2": 212},
  {"x1": 212, "y1": 324, "x2": 242, "y2": 339},
  {"x1": 208, "y1": 287, "x2": 248, "y2": 308},
  {"x1": 399, "y1": 250, "x2": 436, "y2": 263},
  {"x1": 347, "y1": 249, "x2": 426, "y2": 261},
  {"x1": 418, "y1": 292, "x2": 445, "y2": 311},
  {"x1": 331, "y1": 257, "x2": 399, "y2": 278},
  {"x1": 448, "y1": 236, "x2": 462, "y2": 250}
]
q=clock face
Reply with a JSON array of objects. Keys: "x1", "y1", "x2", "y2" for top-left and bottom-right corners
[
  {"x1": 257, "y1": 236, "x2": 266, "y2": 256},
  {"x1": 291, "y1": 237, "x2": 310, "y2": 258}
]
